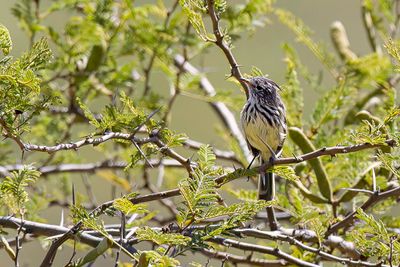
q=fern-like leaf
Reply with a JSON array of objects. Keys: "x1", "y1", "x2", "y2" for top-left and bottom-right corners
[
  {"x1": 1, "y1": 167, "x2": 40, "y2": 215},
  {"x1": 136, "y1": 227, "x2": 191, "y2": 246},
  {"x1": 0, "y1": 24, "x2": 12, "y2": 56}
]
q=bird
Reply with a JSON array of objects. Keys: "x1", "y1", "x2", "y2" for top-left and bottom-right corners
[{"x1": 240, "y1": 76, "x2": 287, "y2": 230}]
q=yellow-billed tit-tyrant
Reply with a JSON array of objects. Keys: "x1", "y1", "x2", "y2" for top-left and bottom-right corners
[{"x1": 240, "y1": 76, "x2": 287, "y2": 230}]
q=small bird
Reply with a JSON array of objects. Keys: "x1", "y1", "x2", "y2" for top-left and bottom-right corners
[{"x1": 240, "y1": 76, "x2": 287, "y2": 230}]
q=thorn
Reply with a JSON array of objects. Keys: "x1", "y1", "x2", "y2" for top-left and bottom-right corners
[
  {"x1": 372, "y1": 167, "x2": 377, "y2": 192},
  {"x1": 292, "y1": 153, "x2": 302, "y2": 162},
  {"x1": 72, "y1": 183, "x2": 75, "y2": 206},
  {"x1": 224, "y1": 73, "x2": 233, "y2": 80},
  {"x1": 59, "y1": 210, "x2": 64, "y2": 227}
]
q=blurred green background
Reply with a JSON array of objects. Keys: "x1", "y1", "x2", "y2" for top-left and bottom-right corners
[{"x1": 0, "y1": 0, "x2": 379, "y2": 266}]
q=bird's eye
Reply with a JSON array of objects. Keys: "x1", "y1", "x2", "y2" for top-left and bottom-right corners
[{"x1": 256, "y1": 85, "x2": 263, "y2": 90}]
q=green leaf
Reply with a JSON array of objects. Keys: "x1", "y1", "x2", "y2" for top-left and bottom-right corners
[
  {"x1": 18, "y1": 37, "x2": 52, "y2": 70},
  {"x1": 250, "y1": 66, "x2": 264, "y2": 77},
  {"x1": 352, "y1": 120, "x2": 388, "y2": 145},
  {"x1": 311, "y1": 78, "x2": 351, "y2": 132},
  {"x1": 202, "y1": 200, "x2": 271, "y2": 222},
  {"x1": 85, "y1": 44, "x2": 106, "y2": 72},
  {"x1": 201, "y1": 200, "x2": 274, "y2": 240},
  {"x1": 197, "y1": 144, "x2": 216, "y2": 172},
  {"x1": 72, "y1": 237, "x2": 113, "y2": 267},
  {"x1": 378, "y1": 153, "x2": 400, "y2": 179},
  {"x1": 222, "y1": 167, "x2": 258, "y2": 184},
  {"x1": 346, "y1": 53, "x2": 392, "y2": 86},
  {"x1": 275, "y1": 8, "x2": 337, "y2": 76},
  {"x1": 136, "y1": 250, "x2": 180, "y2": 267},
  {"x1": 228, "y1": 189, "x2": 258, "y2": 202},
  {"x1": 159, "y1": 129, "x2": 187, "y2": 148},
  {"x1": 350, "y1": 208, "x2": 400, "y2": 262},
  {"x1": 0, "y1": 24, "x2": 12, "y2": 55},
  {"x1": 178, "y1": 169, "x2": 218, "y2": 226},
  {"x1": 179, "y1": 0, "x2": 208, "y2": 40},
  {"x1": 113, "y1": 197, "x2": 148, "y2": 215},
  {"x1": 270, "y1": 165, "x2": 299, "y2": 182},
  {"x1": 177, "y1": 146, "x2": 222, "y2": 227},
  {"x1": 136, "y1": 227, "x2": 191, "y2": 246},
  {"x1": 281, "y1": 43, "x2": 303, "y2": 127},
  {"x1": 76, "y1": 97, "x2": 101, "y2": 128},
  {"x1": 1, "y1": 166, "x2": 40, "y2": 215},
  {"x1": 386, "y1": 38, "x2": 400, "y2": 69}
]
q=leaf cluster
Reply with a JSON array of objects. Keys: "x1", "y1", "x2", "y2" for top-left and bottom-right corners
[{"x1": 0, "y1": 167, "x2": 40, "y2": 215}]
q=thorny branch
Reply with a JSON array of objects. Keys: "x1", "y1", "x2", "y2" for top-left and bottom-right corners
[
  {"x1": 327, "y1": 185, "x2": 400, "y2": 236},
  {"x1": 0, "y1": 216, "x2": 373, "y2": 267},
  {"x1": 1, "y1": 2, "x2": 399, "y2": 266},
  {"x1": 210, "y1": 236, "x2": 319, "y2": 267},
  {"x1": 200, "y1": 248, "x2": 288, "y2": 267},
  {"x1": 13, "y1": 137, "x2": 392, "y2": 266},
  {"x1": 206, "y1": 0, "x2": 249, "y2": 97},
  {"x1": 209, "y1": 236, "x2": 384, "y2": 267}
]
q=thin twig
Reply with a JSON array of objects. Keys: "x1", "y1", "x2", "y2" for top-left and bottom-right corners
[
  {"x1": 210, "y1": 236, "x2": 319, "y2": 267},
  {"x1": 212, "y1": 233, "x2": 381, "y2": 267},
  {"x1": 0, "y1": 159, "x2": 183, "y2": 177},
  {"x1": 114, "y1": 212, "x2": 125, "y2": 267},
  {"x1": 206, "y1": 0, "x2": 248, "y2": 97},
  {"x1": 81, "y1": 174, "x2": 97, "y2": 207},
  {"x1": 0, "y1": 118, "x2": 25, "y2": 151},
  {"x1": 234, "y1": 228, "x2": 362, "y2": 262},
  {"x1": 200, "y1": 248, "x2": 288, "y2": 266},
  {"x1": 361, "y1": 3, "x2": 382, "y2": 55},
  {"x1": 23, "y1": 133, "x2": 155, "y2": 153},
  {"x1": 327, "y1": 185, "x2": 400, "y2": 236},
  {"x1": 73, "y1": 139, "x2": 397, "y2": 215},
  {"x1": 142, "y1": 0, "x2": 180, "y2": 96}
]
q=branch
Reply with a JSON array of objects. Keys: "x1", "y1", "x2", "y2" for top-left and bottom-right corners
[
  {"x1": 0, "y1": 138, "x2": 240, "y2": 177},
  {"x1": 83, "y1": 139, "x2": 396, "y2": 213},
  {"x1": 174, "y1": 55, "x2": 251, "y2": 162},
  {"x1": 6, "y1": 139, "x2": 393, "y2": 265},
  {"x1": 272, "y1": 140, "x2": 396, "y2": 166},
  {"x1": 22, "y1": 132, "x2": 154, "y2": 153},
  {"x1": 0, "y1": 216, "x2": 380, "y2": 266},
  {"x1": 206, "y1": 0, "x2": 249, "y2": 97},
  {"x1": 209, "y1": 236, "x2": 319, "y2": 267},
  {"x1": 327, "y1": 186, "x2": 400, "y2": 236},
  {"x1": 152, "y1": 135, "x2": 193, "y2": 173},
  {"x1": 361, "y1": 3, "x2": 382, "y2": 55},
  {"x1": 0, "y1": 216, "x2": 102, "y2": 248},
  {"x1": 210, "y1": 235, "x2": 383, "y2": 267},
  {"x1": 200, "y1": 248, "x2": 288, "y2": 266},
  {"x1": 0, "y1": 118, "x2": 25, "y2": 151},
  {"x1": 234, "y1": 228, "x2": 362, "y2": 262},
  {"x1": 0, "y1": 159, "x2": 182, "y2": 177},
  {"x1": 48, "y1": 105, "x2": 102, "y2": 122},
  {"x1": 1, "y1": 125, "x2": 193, "y2": 174}
]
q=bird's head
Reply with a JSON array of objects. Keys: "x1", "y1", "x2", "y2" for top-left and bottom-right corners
[{"x1": 240, "y1": 76, "x2": 280, "y2": 103}]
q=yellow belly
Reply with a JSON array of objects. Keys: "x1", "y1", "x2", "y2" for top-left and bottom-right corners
[{"x1": 241, "y1": 113, "x2": 284, "y2": 161}]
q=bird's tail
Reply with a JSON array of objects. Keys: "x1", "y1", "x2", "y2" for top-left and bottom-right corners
[
  {"x1": 259, "y1": 159, "x2": 278, "y2": 230},
  {"x1": 258, "y1": 160, "x2": 275, "y2": 201}
]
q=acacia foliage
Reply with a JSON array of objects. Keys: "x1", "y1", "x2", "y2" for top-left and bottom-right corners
[{"x1": 0, "y1": 0, "x2": 399, "y2": 266}]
